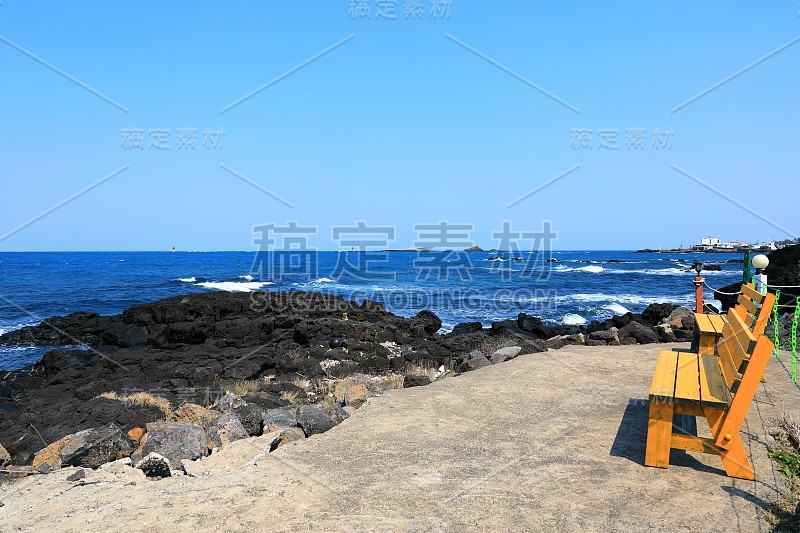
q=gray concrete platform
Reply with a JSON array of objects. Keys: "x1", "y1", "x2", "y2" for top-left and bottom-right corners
[{"x1": 1, "y1": 342, "x2": 797, "y2": 532}]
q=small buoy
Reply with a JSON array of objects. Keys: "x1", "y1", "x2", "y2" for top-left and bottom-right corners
[{"x1": 329, "y1": 336, "x2": 344, "y2": 349}]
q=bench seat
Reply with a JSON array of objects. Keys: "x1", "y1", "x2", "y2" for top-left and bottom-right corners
[{"x1": 649, "y1": 350, "x2": 729, "y2": 409}]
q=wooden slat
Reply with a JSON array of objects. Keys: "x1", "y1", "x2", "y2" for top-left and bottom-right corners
[
  {"x1": 732, "y1": 299, "x2": 756, "y2": 328},
  {"x1": 708, "y1": 315, "x2": 727, "y2": 336},
  {"x1": 717, "y1": 335, "x2": 742, "y2": 394},
  {"x1": 753, "y1": 291, "x2": 777, "y2": 339},
  {"x1": 674, "y1": 352, "x2": 701, "y2": 406},
  {"x1": 649, "y1": 351, "x2": 678, "y2": 402},
  {"x1": 694, "y1": 313, "x2": 714, "y2": 334},
  {"x1": 741, "y1": 283, "x2": 765, "y2": 304},
  {"x1": 698, "y1": 353, "x2": 730, "y2": 408},
  {"x1": 735, "y1": 293, "x2": 758, "y2": 316},
  {"x1": 671, "y1": 434, "x2": 722, "y2": 454},
  {"x1": 675, "y1": 403, "x2": 705, "y2": 417},
  {"x1": 728, "y1": 309, "x2": 757, "y2": 353}
]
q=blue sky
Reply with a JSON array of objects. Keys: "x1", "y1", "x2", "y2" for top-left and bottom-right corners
[{"x1": 0, "y1": 1, "x2": 798, "y2": 251}]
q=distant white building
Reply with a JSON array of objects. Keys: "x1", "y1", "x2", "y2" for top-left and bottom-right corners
[{"x1": 700, "y1": 236, "x2": 721, "y2": 246}]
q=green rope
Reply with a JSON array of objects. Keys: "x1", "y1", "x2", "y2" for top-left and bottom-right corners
[
  {"x1": 774, "y1": 289, "x2": 782, "y2": 359},
  {"x1": 793, "y1": 299, "x2": 799, "y2": 382}
]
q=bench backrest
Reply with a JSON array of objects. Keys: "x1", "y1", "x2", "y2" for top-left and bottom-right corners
[
  {"x1": 730, "y1": 283, "x2": 773, "y2": 338},
  {"x1": 712, "y1": 288, "x2": 776, "y2": 448}
]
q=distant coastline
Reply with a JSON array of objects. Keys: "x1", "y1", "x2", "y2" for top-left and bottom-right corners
[{"x1": 635, "y1": 248, "x2": 744, "y2": 254}]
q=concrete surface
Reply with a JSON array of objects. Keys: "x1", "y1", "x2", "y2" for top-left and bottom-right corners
[{"x1": 1, "y1": 342, "x2": 797, "y2": 532}]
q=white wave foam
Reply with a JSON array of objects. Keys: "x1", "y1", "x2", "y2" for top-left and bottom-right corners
[
  {"x1": 237, "y1": 274, "x2": 255, "y2": 281},
  {"x1": 197, "y1": 281, "x2": 274, "y2": 292},
  {"x1": 311, "y1": 277, "x2": 335, "y2": 283},
  {"x1": 600, "y1": 267, "x2": 731, "y2": 276},
  {"x1": 178, "y1": 277, "x2": 197, "y2": 283},
  {"x1": 603, "y1": 303, "x2": 630, "y2": 315},
  {"x1": 0, "y1": 321, "x2": 40, "y2": 337},
  {"x1": 562, "y1": 313, "x2": 587, "y2": 325},
  {"x1": 551, "y1": 265, "x2": 605, "y2": 273}
]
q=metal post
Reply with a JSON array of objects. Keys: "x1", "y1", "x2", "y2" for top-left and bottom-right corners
[
  {"x1": 695, "y1": 275, "x2": 704, "y2": 313},
  {"x1": 742, "y1": 250, "x2": 752, "y2": 284},
  {"x1": 754, "y1": 271, "x2": 768, "y2": 295},
  {"x1": 692, "y1": 260, "x2": 704, "y2": 313}
]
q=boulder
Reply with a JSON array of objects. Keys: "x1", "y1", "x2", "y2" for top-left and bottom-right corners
[
  {"x1": 618, "y1": 321, "x2": 659, "y2": 344},
  {"x1": 171, "y1": 403, "x2": 220, "y2": 429},
  {"x1": 31, "y1": 424, "x2": 130, "y2": 471},
  {"x1": 516, "y1": 313, "x2": 550, "y2": 338},
  {"x1": 450, "y1": 322, "x2": 484, "y2": 335},
  {"x1": 766, "y1": 246, "x2": 800, "y2": 309},
  {"x1": 0, "y1": 443, "x2": 10, "y2": 468},
  {"x1": 206, "y1": 413, "x2": 249, "y2": 449},
  {"x1": 343, "y1": 383, "x2": 369, "y2": 408},
  {"x1": 588, "y1": 329, "x2": 620, "y2": 345},
  {"x1": 275, "y1": 427, "x2": 306, "y2": 448},
  {"x1": 403, "y1": 375, "x2": 431, "y2": 388},
  {"x1": 262, "y1": 408, "x2": 298, "y2": 433},
  {"x1": 135, "y1": 452, "x2": 172, "y2": 478},
  {"x1": 127, "y1": 427, "x2": 145, "y2": 445},
  {"x1": 466, "y1": 350, "x2": 484, "y2": 360},
  {"x1": 654, "y1": 323, "x2": 677, "y2": 343},
  {"x1": 66, "y1": 468, "x2": 86, "y2": 482},
  {"x1": 217, "y1": 393, "x2": 264, "y2": 436},
  {"x1": 518, "y1": 339, "x2": 548, "y2": 354},
  {"x1": 295, "y1": 405, "x2": 337, "y2": 437},
  {"x1": 714, "y1": 282, "x2": 741, "y2": 312},
  {"x1": 665, "y1": 307, "x2": 694, "y2": 330},
  {"x1": 546, "y1": 337, "x2": 565, "y2": 350},
  {"x1": 461, "y1": 355, "x2": 492, "y2": 371},
  {"x1": 411, "y1": 310, "x2": 442, "y2": 335},
  {"x1": 490, "y1": 346, "x2": 522, "y2": 364},
  {"x1": 131, "y1": 421, "x2": 207, "y2": 468},
  {"x1": 642, "y1": 303, "x2": 679, "y2": 326},
  {"x1": 562, "y1": 333, "x2": 585, "y2": 346},
  {"x1": 31, "y1": 435, "x2": 70, "y2": 473}
]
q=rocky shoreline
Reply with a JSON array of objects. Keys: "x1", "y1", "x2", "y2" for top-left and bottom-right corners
[{"x1": 0, "y1": 289, "x2": 699, "y2": 479}]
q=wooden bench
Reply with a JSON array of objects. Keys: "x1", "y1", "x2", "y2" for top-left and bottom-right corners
[
  {"x1": 692, "y1": 283, "x2": 773, "y2": 356},
  {"x1": 645, "y1": 289, "x2": 776, "y2": 479}
]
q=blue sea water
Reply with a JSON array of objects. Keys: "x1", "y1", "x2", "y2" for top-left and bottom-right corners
[{"x1": 0, "y1": 251, "x2": 743, "y2": 370}]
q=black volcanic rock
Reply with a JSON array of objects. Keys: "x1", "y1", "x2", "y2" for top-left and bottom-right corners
[
  {"x1": 450, "y1": 322, "x2": 483, "y2": 335},
  {"x1": 641, "y1": 303, "x2": 678, "y2": 326},
  {"x1": 766, "y1": 246, "x2": 800, "y2": 308},
  {"x1": 0, "y1": 291, "x2": 453, "y2": 464},
  {"x1": 714, "y1": 282, "x2": 741, "y2": 312}
]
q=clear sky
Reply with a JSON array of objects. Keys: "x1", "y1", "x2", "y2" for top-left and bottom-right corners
[{"x1": 0, "y1": 1, "x2": 798, "y2": 251}]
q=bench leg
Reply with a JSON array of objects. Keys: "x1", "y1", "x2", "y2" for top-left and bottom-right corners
[
  {"x1": 719, "y1": 435, "x2": 754, "y2": 480},
  {"x1": 645, "y1": 401, "x2": 674, "y2": 468},
  {"x1": 703, "y1": 407, "x2": 755, "y2": 480}
]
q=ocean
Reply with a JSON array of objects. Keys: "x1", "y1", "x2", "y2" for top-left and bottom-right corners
[{"x1": 0, "y1": 250, "x2": 743, "y2": 370}]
